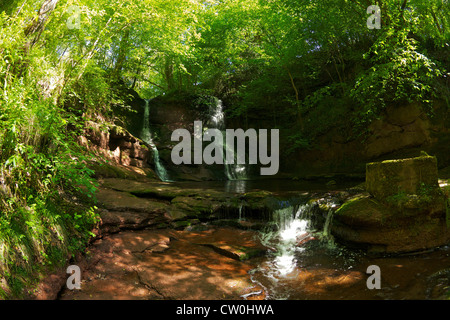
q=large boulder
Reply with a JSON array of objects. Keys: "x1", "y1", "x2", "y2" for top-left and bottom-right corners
[
  {"x1": 331, "y1": 193, "x2": 449, "y2": 253},
  {"x1": 331, "y1": 155, "x2": 450, "y2": 253},
  {"x1": 365, "y1": 155, "x2": 439, "y2": 199}
]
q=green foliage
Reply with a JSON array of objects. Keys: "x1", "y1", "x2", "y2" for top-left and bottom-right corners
[
  {"x1": 0, "y1": 0, "x2": 449, "y2": 296},
  {"x1": 385, "y1": 190, "x2": 410, "y2": 209},
  {"x1": 417, "y1": 182, "x2": 440, "y2": 201},
  {"x1": 385, "y1": 182, "x2": 443, "y2": 213},
  {"x1": 0, "y1": 1, "x2": 102, "y2": 298},
  {"x1": 285, "y1": 131, "x2": 311, "y2": 156},
  {"x1": 351, "y1": 31, "x2": 444, "y2": 118}
]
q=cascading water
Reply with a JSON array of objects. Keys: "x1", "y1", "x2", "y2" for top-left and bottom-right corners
[
  {"x1": 250, "y1": 200, "x2": 338, "y2": 299},
  {"x1": 207, "y1": 99, "x2": 248, "y2": 181},
  {"x1": 141, "y1": 100, "x2": 171, "y2": 182},
  {"x1": 321, "y1": 209, "x2": 335, "y2": 245},
  {"x1": 260, "y1": 204, "x2": 313, "y2": 278}
]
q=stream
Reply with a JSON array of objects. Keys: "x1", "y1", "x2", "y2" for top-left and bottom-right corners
[
  {"x1": 58, "y1": 97, "x2": 449, "y2": 300},
  {"x1": 58, "y1": 177, "x2": 450, "y2": 300},
  {"x1": 191, "y1": 179, "x2": 450, "y2": 300}
]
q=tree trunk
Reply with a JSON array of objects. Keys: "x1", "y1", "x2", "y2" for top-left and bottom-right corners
[
  {"x1": 113, "y1": 27, "x2": 131, "y2": 81},
  {"x1": 15, "y1": 0, "x2": 59, "y2": 77},
  {"x1": 164, "y1": 55, "x2": 175, "y2": 91},
  {"x1": 25, "y1": 0, "x2": 59, "y2": 49}
]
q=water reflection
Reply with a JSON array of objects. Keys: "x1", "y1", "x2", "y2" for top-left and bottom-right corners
[
  {"x1": 225, "y1": 180, "x2": 248, "y2": 193},
  {"x1": 156, "y1": 178, "x2": 449, "y2": 299}
]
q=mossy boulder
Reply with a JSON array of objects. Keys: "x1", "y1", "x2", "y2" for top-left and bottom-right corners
[
  {"x1": 332, "y1": 209, "x2": 450, "y2": 254},
  {"x1": 366, "y1": 155, "x2": 439, "y2": 200},
  {"x1": 333, "y1": 195, "x2": 389, "y2": 228},
  {"x1": 331, "y1": 155, "x2": 450, "y2": 253}
]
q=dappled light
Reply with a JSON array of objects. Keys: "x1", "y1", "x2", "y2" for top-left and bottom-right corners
[{"x1": 0, "y1": 0, "x2": 449, "y2": 302}]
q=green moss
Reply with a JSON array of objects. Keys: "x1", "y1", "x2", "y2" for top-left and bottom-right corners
[
  {"x1": 234, "y1": 246, "x2": 265, "y2": 261},
  {"x1": 171, "y1": 220, "x2": 191, "y2": 229},
  {"x1": 335, "y1": 195, "x2": 367, "y2": 215},
  {"x1": 366, "y1": 155, "x2": 439, "y2": 199},
  {"x1": 385, "y1": 190, "x2": 409, "y2": 209},
  {"x1": 110, "y1": 125, "x2": 127, "y2": 136},
  {"x1": 335, "y1": 195, "x2": 393, "y2": 227},
  {"x1": 171, "y1": 219, "x2": 200, "y2": 229}
]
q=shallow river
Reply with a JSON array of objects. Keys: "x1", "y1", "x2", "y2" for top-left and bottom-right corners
[{"x1": 172, "y1": 178, "x2": 450, "y2": 300}]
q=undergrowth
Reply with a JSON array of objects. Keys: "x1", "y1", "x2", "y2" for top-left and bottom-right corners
[{"x1": 0, "y1": 83, "x2": 101, "y2": 299}]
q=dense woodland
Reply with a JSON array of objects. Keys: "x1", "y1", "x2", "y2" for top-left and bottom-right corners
[{"x1": 0, "y1": 0, "x2": 448, "y2": 298}]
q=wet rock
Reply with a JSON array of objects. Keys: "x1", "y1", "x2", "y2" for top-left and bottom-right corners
[
  {"x1": 171, "y1": 196, "x2": 217, "y2": 217},
  {"x1": 94, "y1": 186, "x2": 175, "y2": 234},
  {"x1": 170, "y1": 219, "x2": 201, "y2": 230},
  {"x1": 333, "y1": 195, "x2": 388, "y2": 228},
  {"x1": 426, "y1": 268, "x2": 450, "y2": 299},
  {"x1": 59, "y1": 228, "x2": 261, "y2": 300},
  {"x1": 99, "y1": 209, "x2": 168, "y2": 234},
  {"x1": 200, "y1": 243, "x2": 266, "y2": 261},
  {"x1": 332, "y1": 155, "x2": 450, "y2": 253},
  {"x1": 210, "y1": 219, "x2": 267, "y2": 231},
  {"x1": 164, "y1": 209, "x2": 188, "y2": 221},
  {"x1": 185, "y1": 227, "x2": 268, "y2": 261},
  {"x1": 96, "y1": 186, "x2": 169, "y2": 213}
]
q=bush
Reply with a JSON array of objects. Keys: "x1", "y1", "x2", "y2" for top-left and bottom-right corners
[{"x1": 0, "y1": 83, "x2": 99, "y2": 298}]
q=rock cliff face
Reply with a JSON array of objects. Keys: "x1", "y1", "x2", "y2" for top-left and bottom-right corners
[
  {"x1": 143, "y1": 93, "x2": 228, "y2": 181},
  {"x1": 286, "y1": 101, "x2": 450, "y2": 179},
  {"x1": 79, "y1": 120, "x2": 158, "y2": 180},
  {"x1": 111, "y1": 88, "x2": 449, "y2": 181}
]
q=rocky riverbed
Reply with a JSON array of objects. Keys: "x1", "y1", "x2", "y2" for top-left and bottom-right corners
[{"x1": 31, "y1": 167, "x2": 450, "y2": 300}]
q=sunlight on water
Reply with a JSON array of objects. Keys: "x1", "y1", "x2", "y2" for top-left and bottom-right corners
[
  {"x1": 248, "y1": 204, "x2": 313, "y2": 299},
  {"x1": 208, "y1": 99, "x2": 249, "y2": 181},
  {"x1": 257, "y1": 204, "x2": 312, "y2": 283},
  {"x1": 279, "y1": 218, "x2": 309, "y2": 242},
  {"x1": 274, "y1": 206, "x2": 309, "y2": 277}
]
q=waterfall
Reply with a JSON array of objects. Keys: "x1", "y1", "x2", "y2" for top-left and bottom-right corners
[
  {"x1": 248, "y1": 202, "x2": 316, "y2": 299},
  {"x1": 320, "y1": 209, "x2": 335, "y2": 246},
  {"x1": 141, "y1": 100, "x2": 171, "y2": 182},
  {"x1": 207, "y1": 99, "x2": 248, "y2": 181},
  {"x1": 249, "y1": 199, "x2": 342, "y2": 299},
  {"x1": 260, "y1": 204, "x2": 313, "y2": 277}
]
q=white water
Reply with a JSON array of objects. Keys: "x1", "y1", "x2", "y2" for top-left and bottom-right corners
[
  {"x1": 249, "y1": 200, "x2": 341, "y2": 299},
  {"x1": 225, "y1": 180, "x2": 247, "y2": 193},
  {"x1": 248, "y1": 204, "x2": 314, "y2": 299},
  {"x1": 141, "y1": 100, "x2": 171, "y2": 182},
  {"x1": 207, "y1": 99, "x2": 248, "y2": 181},
  {"x1": 268, "y1": 205, "x2": 311, "y2": 277}
]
